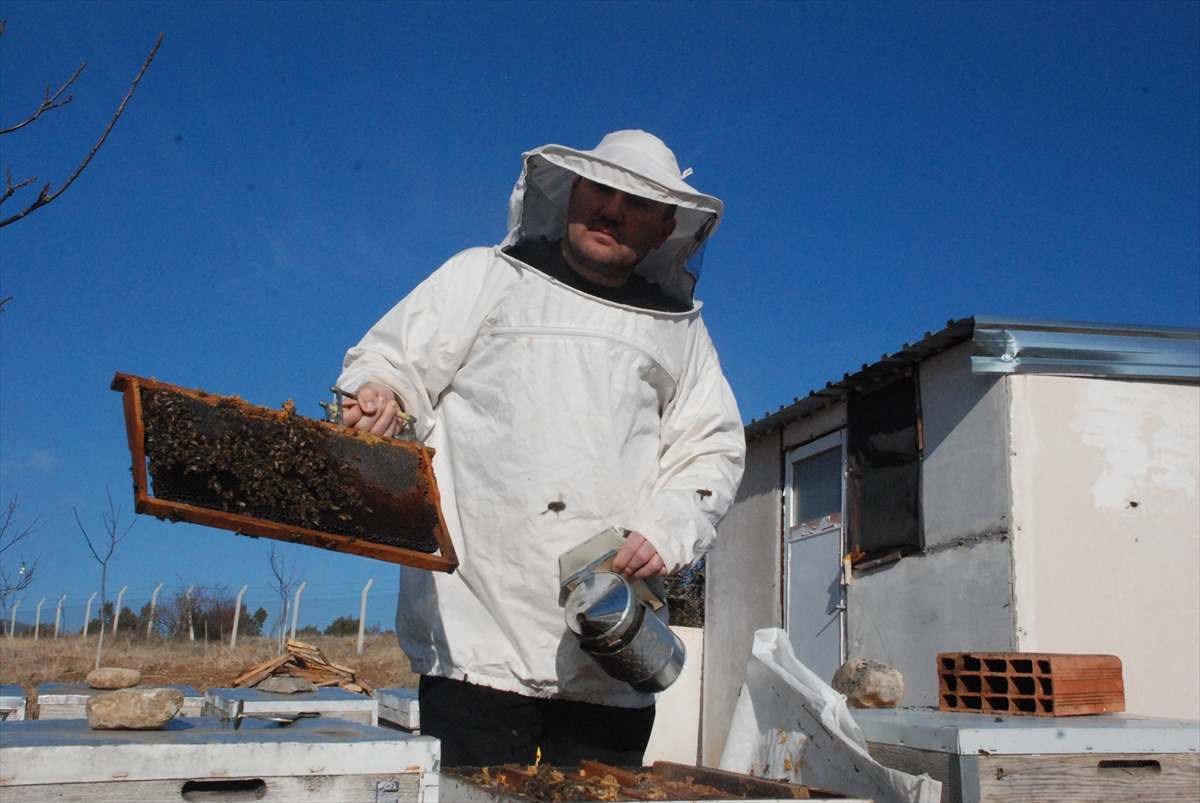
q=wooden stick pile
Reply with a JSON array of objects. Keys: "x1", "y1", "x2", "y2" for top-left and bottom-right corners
[{"x1": 233, "y1": 639, "x2": 371, "y2": 695}]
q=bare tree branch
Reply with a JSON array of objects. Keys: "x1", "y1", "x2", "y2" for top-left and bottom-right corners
[
  {"x1": 0, "y1": 496, "x2": 44, "y2": 624},
  {"x1": 0, "y1": 61, "x2": 85, "y2": 136},
  {"x1": 0, "y1": 30, "x2": 163, "y2": 227},
  {"x1": 75, "y1": 487, "x2": 136, "y2": 668},
  {"x1": 1, "y1": 169, "x2": 39, "y2": 206},
  {"x1": 268, "y1": 546, "x2": 304, "y2": 652}
]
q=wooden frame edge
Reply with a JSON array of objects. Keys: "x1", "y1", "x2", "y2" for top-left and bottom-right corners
[{"x1": 111, "y1": 372, "x2": 459, "y2": 573}]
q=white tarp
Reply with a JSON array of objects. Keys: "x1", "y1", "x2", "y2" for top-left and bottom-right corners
[{"x1": 718, "y1": 628, "x2": 941, "y2": 803}]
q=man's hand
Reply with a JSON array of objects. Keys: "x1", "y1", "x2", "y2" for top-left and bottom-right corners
[
  {"x1": 611, "y1": 530, "x2": 667, "y2": 579},
  {"x1": 342, "y1": 382, "x2": 404, "y2": 437}
]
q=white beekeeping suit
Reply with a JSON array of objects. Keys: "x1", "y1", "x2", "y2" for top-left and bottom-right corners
[{"x1": 338, "y1": 130, "x2": 745, "y2": 707}]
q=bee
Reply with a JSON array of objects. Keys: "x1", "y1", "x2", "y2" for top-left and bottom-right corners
[
  {"x1": 697, "y1": 489, "x2": 713, "y2": 498},
  {"x1": 543, "y1": 497, "x2": 566, "y2": 515}
]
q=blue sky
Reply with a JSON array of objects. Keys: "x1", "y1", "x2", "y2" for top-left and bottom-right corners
[{"x1": 1, "y1": 1, "x2": 1197, "y2": 631}]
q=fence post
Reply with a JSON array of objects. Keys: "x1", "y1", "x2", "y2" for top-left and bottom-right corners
[
  {"x1": 186, "y1": 586, "x2": 196, "y2": 641},
  {"x1": 35, "y1": 598, "x2": 46, "y2": 640},
  {"x1": 289, "y1": 582, "x2": 306, "y2": 642},
  {"x1": 9, "y1": 599, "x2": 21, "y2": 638},
  {"x1": 112, "y1": 586, "x2": 129, "y2": 637},
  {"x1": 82, "y1": 592, "x2": 97, "y2": 636},
  {"x1": 55, "y1": 595, "x2": 66, "y2": 639},
  {"x1": 147, "y1": 583, "x2": 163, "y2": 638},
  {"x1": 357, "y1": 578, "x2": 374, "y2": 655},
  {"x1": 230, "y1": 584, "x2": 249, "y2": 648}
]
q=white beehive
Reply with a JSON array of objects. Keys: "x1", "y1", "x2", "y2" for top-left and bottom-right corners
[
  {"x1": 0, "y1": 685, "x2": 26, "y2": 721},
  {"x1": 374, "y1": 688, "x2": 420, "y2": 731},
  {"x1": 36, "y1": 683, "x2": 203, "y2": 720},
  {"x1": 0, "y1": 716, "x2": 438, "y2": 802},
  {"x1": 204, "y1": 686, "x2": 378, "y2": 726},
  {"x1": 853, "y1": 707, "x2": 1200, "y2": 803}
]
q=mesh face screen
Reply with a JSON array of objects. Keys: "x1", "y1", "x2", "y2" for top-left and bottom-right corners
[{"x1": 141, "y1": 387, "x2": 440, "y2": 554}]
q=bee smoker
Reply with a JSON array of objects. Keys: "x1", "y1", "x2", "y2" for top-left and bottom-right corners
[{"x1": 559, "y1": 529, "x2": 686, "y2": 693}]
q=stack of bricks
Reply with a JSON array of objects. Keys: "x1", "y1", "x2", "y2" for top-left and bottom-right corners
[{"x1": 938, "y1": 652, "x2": 1124, "y2": 716}]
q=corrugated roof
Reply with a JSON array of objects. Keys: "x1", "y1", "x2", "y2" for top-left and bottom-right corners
[{"x1": 743, "y1": 315, "x2": 1200, "y2": 443}]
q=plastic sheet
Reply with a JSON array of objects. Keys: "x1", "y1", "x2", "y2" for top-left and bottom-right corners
[{"x1": 718, "y1": 628, "x2": 942, "y2": 803}]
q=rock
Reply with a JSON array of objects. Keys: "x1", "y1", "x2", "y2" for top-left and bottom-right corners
[
  {"x1": 86, "y1": 667, "x2": 142, "y2": 690},
  {"x1": 832, "y1": 658, "x2": 904, "y2": 708},
  {"x1": 87, "y1": 688, "x2": 184, "y2": 730},
  {"x1": 257, "y1": 677, "x2": 318, "y2": 694}
]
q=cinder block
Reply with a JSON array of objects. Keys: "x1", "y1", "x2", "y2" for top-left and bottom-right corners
[{"x1": 938, "y1": 652, "x2": 1124, "y2": 716}]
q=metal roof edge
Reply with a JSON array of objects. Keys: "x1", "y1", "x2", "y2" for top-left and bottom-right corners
[
  {"x1": 973, "y1": 316, "x2": 1199, "y2": 340},
  {"x1": 743, "y1": 317, "x2": 976, "y2": 443},
  {"x1": 743, "y1": 315, "x2": 1200, "y2": 443}
]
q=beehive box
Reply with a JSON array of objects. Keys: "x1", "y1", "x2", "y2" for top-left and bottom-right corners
[
  {"x1": 204, "y1": 686, "x2": 378, "y2": 727},
  {"x1": 36, "y1": 683, "x2": 203, "y2": 720},
  {"x1": 440, "y1": 761, "x2": 869, "y2": 802},
  {"x1": 0, "y1": 716, "x2": 438, "y2": 802},
  {"x1": 854, "y1": 707, "x2": 1199, "y2": 803},
  {"x1": 938, "y1": 652, "x2": 1124, "y2": 716},
  {"x1": 375, "y1": 688, "x2": 420, "y2": 732},
  {"x1": 112, "y1": 373, "x2": 457, "y2": 572},
  {"x1": 1, "y1": 685, "x2": 26, "y2": 721}
]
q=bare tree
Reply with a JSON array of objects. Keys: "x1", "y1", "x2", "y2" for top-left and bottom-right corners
[
  {"x1": 268, "y1": 546, "x2": 304, "y2": 653},
  {"x1": 75, "y1": 488, "x2": 135, "y2": 668},
  {"x1": 0, "y1": 20, "x2": 163, "y2": 227},
  {"x1": 0, "y1": 497, "x2": 43, "y2": 630}
]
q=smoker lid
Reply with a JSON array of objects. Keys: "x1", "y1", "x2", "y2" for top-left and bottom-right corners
[{"x1": 565, "y1": 572, "x2": 637, "y2": 639}]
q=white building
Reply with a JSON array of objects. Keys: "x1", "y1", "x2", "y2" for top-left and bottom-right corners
[{"x1": 702, "y1": 316, "x2": 1200, "y2": 765}]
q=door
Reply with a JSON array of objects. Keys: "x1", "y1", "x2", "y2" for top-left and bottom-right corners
[{"x1": 783, "y1": 430, "x2": 846, "y2": 683}]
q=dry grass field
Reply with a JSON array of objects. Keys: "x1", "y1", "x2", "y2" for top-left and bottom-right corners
[{"x1": 0, "y1": 634, "x2": 418, "y2": 719}]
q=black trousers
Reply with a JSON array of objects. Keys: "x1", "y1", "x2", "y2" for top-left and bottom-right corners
[{"x1": 419, "y1": 675, "x2": 655, "y2": 768}]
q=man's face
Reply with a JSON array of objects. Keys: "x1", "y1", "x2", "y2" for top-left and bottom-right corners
[{"x1": 561, "y1": 177, "x2": 677, "y2": 286}]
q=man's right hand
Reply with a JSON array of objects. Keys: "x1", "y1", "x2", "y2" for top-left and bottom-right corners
[{"x1": 343, "y1": 382, "x2": 404, "y2": 437}]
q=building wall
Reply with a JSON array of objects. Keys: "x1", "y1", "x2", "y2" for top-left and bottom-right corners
[
  {"x1": 847, "y1": 537, "x2": 1014, "y2": 707},
  {"x1": 919, "y1": 342, "x2": 1010, "y2": 548},
  {"x1": 645, "y1": 626, "x2": 705, "y2": 765},
  {"x1": 702, "y1": 429, "x2": 782, "y2": 766},
  {"x1": 1008, "y1": 375, "x2": 1200, "y2": 719},
  {"x1": 841, "y1": 342, "x2": 1016, "y2": 707}
]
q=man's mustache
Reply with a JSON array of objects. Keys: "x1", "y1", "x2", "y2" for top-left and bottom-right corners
[{"x1": 584, "y1": 217, "x2": 621, "y2": 239}]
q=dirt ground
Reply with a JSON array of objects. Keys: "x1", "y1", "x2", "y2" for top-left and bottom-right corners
[{"x1": 0, "y1": 633, "x2": 417, "y2": 719}]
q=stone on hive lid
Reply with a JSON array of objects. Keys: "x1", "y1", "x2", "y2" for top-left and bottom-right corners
[
  {"x1": 86, "y1": 667, "x2": 142, "y2": 690},
  {"x1": 86, "y1": 688, "x2": 184, "y2": 730},
  {"x1": 832, "y1": 658, "x2": 904, "y2": 708},
  {"x1": 257, "y1": 677, "x2": 319, "y2": 694}
]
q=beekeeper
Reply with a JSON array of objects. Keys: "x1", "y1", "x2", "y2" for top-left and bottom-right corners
[{"x1": 337, "y1": 130, "x2": 745, "y2": 766}]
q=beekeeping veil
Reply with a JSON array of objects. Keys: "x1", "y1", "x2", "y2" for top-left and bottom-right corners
[{"x1": 502, "y1": 130, "x2": 724, "y2": 307}]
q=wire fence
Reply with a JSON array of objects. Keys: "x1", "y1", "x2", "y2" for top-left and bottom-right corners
[
  {"x1": 1, "y1": 580, "x2": 401, "y2": 642},
  {"x1": 3, "y1": 559, "x2": 706, "y2": 640}
]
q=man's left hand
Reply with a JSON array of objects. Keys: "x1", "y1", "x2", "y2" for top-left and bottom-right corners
[{"x1": 612, "y1": 531, "x2": 667, "y2": 579}]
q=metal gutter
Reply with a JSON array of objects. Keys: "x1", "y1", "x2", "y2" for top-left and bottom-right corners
[{"x1": 971, "y1": 317, "x2": 1200, "y2": 380}]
